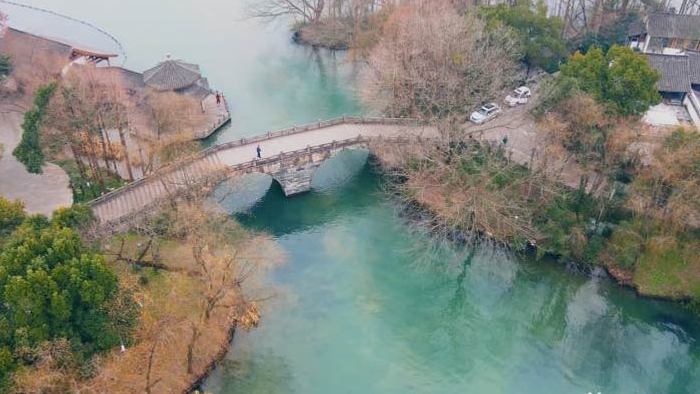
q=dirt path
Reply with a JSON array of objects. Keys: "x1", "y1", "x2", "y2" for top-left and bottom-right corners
[{"x1": 0, "y1": 108, "x2": 72, "y2": 215}]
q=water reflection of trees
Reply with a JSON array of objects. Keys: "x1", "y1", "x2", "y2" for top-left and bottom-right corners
[
  {"x1": 385, "y1": 229, "x2": 700, "y2": 390},
  {"x1": 211, "y1": 349, "x2": 296, "y2": 393}
]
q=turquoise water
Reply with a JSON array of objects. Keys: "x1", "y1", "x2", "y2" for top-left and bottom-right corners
[
  {"x1": 7, "y1": 1, "x2": 700, "y2": 393},
  {"x1": 204, "y1": 155, "x2": 700, "y2": 394}
]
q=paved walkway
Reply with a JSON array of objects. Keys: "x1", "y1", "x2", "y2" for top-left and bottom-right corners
[
  {"x1": 0, "y1": 109, "x2": 72, "y2": 215},
  {"x1": 195, "y1": 93, "x2": 231, "y2": 139},
  {"x1": 89, "y1": 119, "x2": 438, "y2": 224}
]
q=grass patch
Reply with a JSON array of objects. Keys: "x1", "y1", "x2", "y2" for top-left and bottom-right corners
[{"x1": 633, "y1": 237, "x2": 700, "y2": 299}]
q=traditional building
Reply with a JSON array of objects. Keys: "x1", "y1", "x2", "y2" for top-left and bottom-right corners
[
  {"x1": 629, "y1": 14, "x2": 700, "y2": 127},
  {"x1": 0, "y1": 27, "x2": 117, "y2": 73},
  {"x1": 630, "y1": 13, "x2": 700, "y2": 54},
  {"x1": 142, "y1": 57, "x2": 211, "y2": 99}
]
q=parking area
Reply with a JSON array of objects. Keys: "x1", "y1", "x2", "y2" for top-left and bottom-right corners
[{"x1": 460, "y1": 87, "x2": 599, "y2": 190}]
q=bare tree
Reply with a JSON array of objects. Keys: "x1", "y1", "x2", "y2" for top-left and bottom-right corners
[
  {"x1": 146, "y1": 90, "x2": 202, "y2": 138},
  {"x1": 359, "y1": 1, "x2": 519, "y2": 120},
  {"x1": 249, "y1": 0, "x2": 328, "y2": 22}
]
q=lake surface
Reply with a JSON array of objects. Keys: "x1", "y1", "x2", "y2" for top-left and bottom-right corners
[{"x1": 6, "y1": 1, "x2": 700, "y2": 393}]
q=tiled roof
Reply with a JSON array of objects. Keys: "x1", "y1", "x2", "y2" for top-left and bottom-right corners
[
  {"x1": 646, "y1": 53, "x2": 691, "y2": 93},
  {"x1": 142, "y1": 59, "x2": 201, "y2": 90},
  {"x1": 646, "y1": 13, "x2": 700, "y2": 40},
  {"x1": 181, "y1": 78, "x2": 211, "y2": 100},
  {"x1": 688, "y1": 51, "x2": 700, "y2": 85}
]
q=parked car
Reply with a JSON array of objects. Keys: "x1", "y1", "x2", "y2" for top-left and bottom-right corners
[
  {"x1": 504, "y1": 86, "x2": 531, "y2": 107},
  {"x1": 469, "y1": 103, "x2": 501, "y2": 124}
]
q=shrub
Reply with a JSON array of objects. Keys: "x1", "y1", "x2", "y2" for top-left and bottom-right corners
[
  {"x1": 0, "y1": 197, "x2": 25, "y2": 239},
  {"x1": 480, "y1": 3, "x2": 568, "y2": 73},
  {"x1": 51, "y1": 204, "x2": 95, "y2": 230},
  {"x1": 13, "y1": 83, "x2": 56, "y2": 173},
  {"x1": 531, "y1": 75, "x2": 579, "y2": 118},
  {"x1": 0, "y1": 206, "x2": 130, "y2": 386},
  {"x1": 560, "y1": 45, "x2": 660, "y2": 116}
]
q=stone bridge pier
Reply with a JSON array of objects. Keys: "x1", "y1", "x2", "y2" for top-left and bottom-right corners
[
  {"x1": 272, "y1": 162, "x2": 320, "y2": 196},
  {"x1": 258, "y1": 142, "x2": 368, "y2": 196}
]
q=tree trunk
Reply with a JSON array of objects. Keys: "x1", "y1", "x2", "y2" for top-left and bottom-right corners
[
  {"x1": 118, "y1": 127, "x2": 134, "y2": 181},
  {"x1": 186, "y1": 323, "x2": 201, "y2": 375},
  {"x1": 68, "y1": 142, "x2": 88, "y2": 196},
  {"x1": 97, "y1": 112, "x2": 118, "y2": 173},
  {"x1": 84, "y1": 131, "x2": 106, "y2": 193}
]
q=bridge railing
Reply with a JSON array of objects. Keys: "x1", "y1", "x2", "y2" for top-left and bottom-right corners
[
  {"x1": 90, "y1": 134, "x2": 420, "y2": 225},
  {"x1": 205, "y1": 116, "x2": 421, "y2": 155},
  {"x1": 87, "y1": 117, "x2": 423, "y2": 208},
  {"x1": 225, "y1": 134, "x2": 411, "y2": 173}
]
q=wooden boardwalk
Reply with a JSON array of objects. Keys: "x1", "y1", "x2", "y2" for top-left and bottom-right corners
[{"x1": 89, "y1": 117, "x2": 438, "y2": 225}]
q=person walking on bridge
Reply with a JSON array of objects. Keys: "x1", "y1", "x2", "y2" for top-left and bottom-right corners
[{"x1": 256, "y1": 145, "x2": 262, "y2": 159}]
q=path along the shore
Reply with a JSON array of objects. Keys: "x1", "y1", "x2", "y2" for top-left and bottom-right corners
[{"x1": 0, "y1": 108, "x2": 72, "y2": 215}]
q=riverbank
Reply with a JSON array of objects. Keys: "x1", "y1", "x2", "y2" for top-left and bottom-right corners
[
  {"x1": 203, "y1": 160, "x2": 700, "y2": 393},
  {"x1": 9, "y1": 203, "x2": 280, "y2": 393},
  {"x1": 371, "y1": 133, "x2": 700, "y2": 309},
  {"x1": 290, "y1": 10, "x2": 388, "y2": 52},
  {"x1": 86, "y1": 207, "x2": 280, "y2": 393},
  {"x1": 293, "y1": 22, "x2": 352, "y2": 50}
]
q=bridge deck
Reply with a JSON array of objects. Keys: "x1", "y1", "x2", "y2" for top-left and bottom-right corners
[
  {"x1": 89, "y1": 118, "x2": 438, "y2": 225},
  {"x1": 217, "y1": 122, "x2": 435, "y2": 166}
]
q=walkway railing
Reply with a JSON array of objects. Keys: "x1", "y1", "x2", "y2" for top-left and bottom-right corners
[
  {"x1": 194, "y1": 112, "x2": 231, "y2": 139},
  {"x1": 227, "y1": 134, "x2": 416, "y2": 173},
  {"x1": 87, "y1": 117, "x2": 423, "y2": 208}
]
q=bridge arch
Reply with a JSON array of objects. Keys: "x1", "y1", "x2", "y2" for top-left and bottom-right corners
[
  {"x1": 310, "y1": 148, "x2": 370, "y2": 193},
  {"x1": 88, "y1": 117, "x2": 438, "y2": 224}
]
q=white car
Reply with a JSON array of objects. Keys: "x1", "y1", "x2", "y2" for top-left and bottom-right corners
[
  {"x1": 469, "y1": 103, "x2": 501, "y2": 124},
  {"x1": 504, "y1": 86, "x2": 531, "y2": 107}
]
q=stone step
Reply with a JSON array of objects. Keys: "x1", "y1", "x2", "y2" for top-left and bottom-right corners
[
  {"x1": 111, "y1": 197, "x2": 123, "y2": 221},
  {"x1": 94, "y1": 203, "x2": 107, "y2": 223},
  {"x1": 104, "y1": 200, "x2": 116, "y2": 222},
  {"x1": 130, "y1": 187, "x2": 142, "y2": 210}
]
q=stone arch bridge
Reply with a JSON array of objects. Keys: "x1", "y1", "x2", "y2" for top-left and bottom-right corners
[{"x1": 88, "y1": 117, "x2": 438, "y2": 225}]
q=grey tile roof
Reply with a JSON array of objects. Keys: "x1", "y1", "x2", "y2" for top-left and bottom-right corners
[
  {"x1": 646, "y1": 13, "x2": 700, "y2": 40},
  {"x1": 142, "y1": 59, "x2": 201, "y2": 91},
  {"x1": 646, "y1": 53, "x2": 691, "y2": 93},
  {"x1": 181, "y1": 78, "x2": 211, "y2": 100},
  {"x1": 688, "y1": 51, "x2": 700, "y2": 85}
]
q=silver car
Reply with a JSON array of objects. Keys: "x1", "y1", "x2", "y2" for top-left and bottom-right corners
[
  {"x1": 504, "y1": 86, "x2": 531, "y2": 107},
  {"x1": 469, "y1": 103, "x2": 501, "y2": 124}
]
